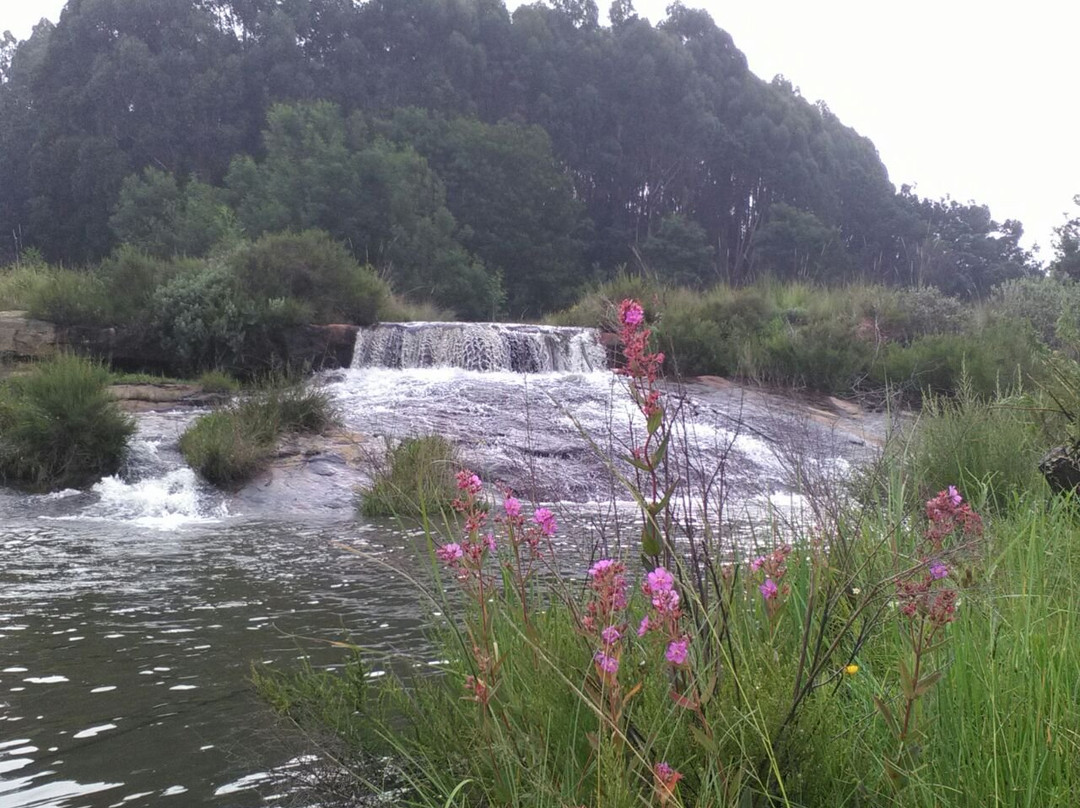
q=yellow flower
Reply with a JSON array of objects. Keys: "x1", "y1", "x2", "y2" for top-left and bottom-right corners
[{"x1": 844, "y1": 664, "x2": 859, "y2": 676}]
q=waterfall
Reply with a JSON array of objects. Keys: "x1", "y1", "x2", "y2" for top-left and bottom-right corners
[{"x1": 350, "y1": 322, "x2": 607, "y2": 373}]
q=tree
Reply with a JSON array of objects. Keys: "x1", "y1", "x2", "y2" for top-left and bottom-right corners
[
  {"x1": 639, "y1": 214, "x2": 714, "y2": 285},
  {"x1": 1050, "y1": 196, "x2": 1080, "y2": 281},
  {"x1": 110, "y1": 167, "x2": 233, "y2": 257}
]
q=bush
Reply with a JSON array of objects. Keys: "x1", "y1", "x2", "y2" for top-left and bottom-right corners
[
  {"x1": 24, "y1": 269, "x2": 111, "y2": 327},
  {"x1": 226, "y1": 230, "x2": 390, "y2": 325},
  {"x1": 95, "y1": 245, "x2": 183, "y2": 326},
  {"x1": 358, "y1": 436, "x2": 459, "y2": 518},
  {"x1": 0, "y1": 355, "x2": 134, "y2": 490}
]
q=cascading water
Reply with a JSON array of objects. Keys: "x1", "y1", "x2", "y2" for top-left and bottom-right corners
[{"x1": 351, "y1": 321, "x2": 608, "y2": 373}]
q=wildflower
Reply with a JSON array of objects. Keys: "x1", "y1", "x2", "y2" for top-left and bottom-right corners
[
  {"x1": 750, "y1": 555, "x2": 765, "y2": 572},
  {"x1": 653, "y1": 761, "x2": 683, "y2": 806},
  {"x1": 620, "y1": 300, "x2": 645, "y2": 326},
  {"x1": 601, "y1": 625, "x2": 621, "y2": 646},
  {"x1": 533, "y1": 507, "x2": 557, "y2": 537},
  {"x1": 594, "y1": 651, "x2": 619, "y2": 675},
  {"x1": 455, "y1": 470, "x2": 483, "y2": 495},
  {"x1": 929, "y1": 561, "x2": 948, "y2": 580},
  {"x1": 503, "y1": 496, "x2": 521, "y2": 517},
  {"x1": 637, "y1": 616, "x2": 650, "y2": 636},
  {"x1": 759, "y1": 578, "x2": 778, "y2": 600},
  {"x1": 844, "y1": 663, "x2": 859, "y2": 676},
  {"x1": 665, "y1": 638, "x2": 689, "y2": 666},
  {"x1": 948, "y1": 485, "x2": 963, "y2": 506},
  {"x1": 646, "y1": 566, "x2": 674, "y2": 594},
  {"x1": 589, "y1": 558, "x2": 615, "y2": 578},
  {"x1": 436, "y1": 543, "x2": 463, "y2": 564},
  {"x1": 484, "y1": 533, "x2": 497, "y2": 552}
]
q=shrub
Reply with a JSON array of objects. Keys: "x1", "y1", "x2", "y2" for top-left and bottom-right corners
[
  {"x1": 95, "y1": 245, "x2": 183, "y2": 326},
  {"x1": 225, "y1": 230, "x2": 390, "y2": 325},
  {"x1": 148, "y1": 262, "x2": 255, "y2": 372},
  {"x1": 0, "y1": 354, "x2": 134, "y2": 490},
  {"x1": 358, "y1": 435, "x2": 459, "y2": 518},
  {"x1": 24, "y1": 268, "x2": 111, "y2": 327},
  {"x1": 178, "y1": 408, "x2": 272, "y2": 487}
]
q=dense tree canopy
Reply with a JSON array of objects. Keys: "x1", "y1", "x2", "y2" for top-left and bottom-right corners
[{"x1": 0, "y1": 0, "x2": 1040, "y2": 314}]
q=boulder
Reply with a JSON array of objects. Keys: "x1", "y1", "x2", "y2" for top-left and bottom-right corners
[
  {"x1": 1040, "y1": 443, "x2": 1080, "y2": 496},
  {"x1": 0, "y1": 311, "x2": 57, "y2": 359}
]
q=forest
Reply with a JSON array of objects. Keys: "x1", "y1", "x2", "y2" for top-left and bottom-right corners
[{"x1": 3, "y1": 0, "x2": 1074, "y2": 321}]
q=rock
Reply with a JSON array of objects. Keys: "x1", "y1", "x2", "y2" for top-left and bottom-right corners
[
  {"x1": 1039, "y1": 443, "x2": 1080, "y2": 495},
  {"x1": 280, "y1": 324, "x2": 359, "y2": 370},
  {"x1": 0, "y1": 311, "x2": 58, "y2": 359}
]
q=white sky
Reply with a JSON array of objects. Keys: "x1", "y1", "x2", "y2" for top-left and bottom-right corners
[{"x1": 4, "y1": 0, "x2": 1078, "y2": 258}]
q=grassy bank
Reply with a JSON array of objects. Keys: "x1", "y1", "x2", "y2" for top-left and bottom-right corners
[
  {"x1": 255, "y1": 301, "x2": 1080, "y2": 807},
  {"x1": 551, "y1": 275, "x2": 1073, "y2": 399}
]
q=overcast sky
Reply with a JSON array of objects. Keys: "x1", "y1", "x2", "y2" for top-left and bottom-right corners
[{"x1": 4, "y1": 0, "x2": 1077, "y2": 257}]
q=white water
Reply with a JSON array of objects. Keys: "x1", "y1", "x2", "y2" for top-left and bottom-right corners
[{"x1": 352, "y1": 321, "x2": 607, "y2": 373}]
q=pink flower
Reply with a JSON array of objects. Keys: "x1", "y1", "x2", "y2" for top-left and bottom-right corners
[
  {"x1": 947, "y1": 485, "x2": 963, "y2": 506},
  {"x1": 455, "y1": 470, "x2": 482, "y2": 495},
  {"x1": 601, "y1": 625, "x2": 621, "y2": 645},
  {"x1": 621, "y1": 300, "x2": 645, "y2": 326},
  {"x1": 750, "y1": 555, "x2": 765, "y2": 572},
  {"x1": 503, "y1": 496, "x2": 521, "y2": 517},
  {"x1": 533, "y1": 508, "x2": 557, "y2": 537},
  {"x1": 760, "y1": 578, "x2": 778, "y2": 600},
  {"x1": 665, "y1": 638, "x2": 689, "y2": 665},
  {"x1": 637, "y1": 616, "x2": 651, "y2": 636},
  {"x1": 645, "y1": 567, "x2": 674, "y2": 594},
  {"x1": 484, "y1": 533, "x2": 497, "y2": 552},
  {"x1": 930, "y1": 561, "x2": 949, "y2": 580},
  {"x1": 436, "y1": 543, "x2": 463, "y2": 564},
  {"x1": 594, "y1": 651, "x2": 619, "y2": 675},
  {"x1": 589, "y1": 558, "x2": 615, "y2": 578}
]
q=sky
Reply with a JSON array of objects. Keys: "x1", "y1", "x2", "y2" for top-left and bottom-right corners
[{"x1": 3, "y1": 0, "x2": 1077, "y2": 258}]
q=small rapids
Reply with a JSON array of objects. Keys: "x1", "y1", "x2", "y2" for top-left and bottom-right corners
[{"x1": 351, "y1": 321, "x2": 607, "y2": 373}]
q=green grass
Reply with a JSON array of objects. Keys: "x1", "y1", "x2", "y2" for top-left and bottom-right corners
[
  {"x1": 358, "y1": 436, "x2": 459, "y2": 518},
  {"x1": 256, "y1": 375, "x2": 1080, "y2": 808},
  {"x1": 0, "y1": 354, "x2": 134, "y2": 490},
  {"x1": 180, "y1": 380, "x2": 338, "y2": 487}
]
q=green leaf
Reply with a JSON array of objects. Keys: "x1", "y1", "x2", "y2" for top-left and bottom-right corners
[
  {"x1": 873, "y1": 695, "x2": 900, "y2": 738},
  {"x1": 642, "y1": 522, "x2": 661, "y2": 557},
  {"x1": 898, "y1": 657, "x2": 915, "y2": 700},
  {"x1": 648, "y1": 431, "x2": 671, "y2": 466},
  {"x1": 689, "y1": 725, "x2": 717, "y2": 755},
  {"x1": 914, "y1": 669, "x2": 944, "y2": 697},
  {"x1": 646, "y1": 406, "x2": 663, "y2": 436}
]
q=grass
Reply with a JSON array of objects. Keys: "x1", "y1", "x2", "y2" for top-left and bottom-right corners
[
  {"x1": 358, "y1": 435, "x2": 459, "y2": 518},
  {"x1": 0, "y1": 354, "x2": 134, "y2": 490},
  {"x1": 254, "y1": 347, "x2": 1080, "y2": 807},
  {"x1": 180, "y1": 380, "x2": 338, "y2": 487}
]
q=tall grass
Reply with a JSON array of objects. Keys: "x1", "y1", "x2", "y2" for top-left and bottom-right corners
[
  {"x1": 180, "y1": 380, "x2": 338, "y2": 487},
  {"x1": 357, "y1": 436, "x2": 459, "y2": 518},
  {"x1": 0, "y1": 354, "x2": 134, "y2": 490}
]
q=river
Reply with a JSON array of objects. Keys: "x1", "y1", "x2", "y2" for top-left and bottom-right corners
[{"x1": 0, "y1": 324, "x2": 882, "y2": 806}]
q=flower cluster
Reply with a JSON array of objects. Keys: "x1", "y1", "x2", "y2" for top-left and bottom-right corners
[
  {"x1": 615, "y1": 299, "x2": 664, "y2": 417},
  {"x1": 435, "y1": 469, "x2": 495, "y2": 583},
  {"x1": 749, "y1": 544, "x2": 792, "y2": 608},
  {"x1": 584, "y1": 559, "x2": 629, "y2": 681},
  {"x1": 653, "y1": 761, "x2": 683, "y2": 808},
  {"x1": 895, "y1": 486, "x2": 982, "y2": 628},
  {"x1": 924, "y1": 485, "x2": 983, "y2": 552},
  {"x1": 638, "y1": 566, "x2": 690, "y2": 667}
]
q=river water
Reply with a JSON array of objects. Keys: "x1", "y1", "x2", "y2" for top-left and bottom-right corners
[{"x1": 0, "y1": 326, "x2": 881, "y2": 806}]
